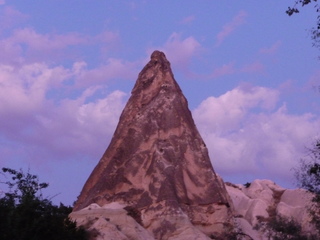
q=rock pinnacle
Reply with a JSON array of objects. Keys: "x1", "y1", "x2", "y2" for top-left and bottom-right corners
[{"x1": 73, "y1": 50, "x2": 233, "y2": 239}]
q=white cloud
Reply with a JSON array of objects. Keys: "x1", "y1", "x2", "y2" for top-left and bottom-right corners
[
  {"x1": 0, "y1": 63, "x2": 69, "y2": 116},
  {"x1": 34, "y1": 89, "x2": 127, "y2": 161},
  {"x1": 194, "y1": 84, "x2": 279, "y2": 131},
  {"x1": 215, "y1": 10, "x2": 247, "y2": 47},
  {"x1": 0, "y1": 59, "x2": 132, "y2": 165},
  {"x1": 193, "y1": 84, "x2": 320, "y2": 185},
  {"x1": 155, "y1": 32, "x2": 201, "y2": 69},
  {"x1": 74, "y1": 58, "x2": 138, "y2": 88}
]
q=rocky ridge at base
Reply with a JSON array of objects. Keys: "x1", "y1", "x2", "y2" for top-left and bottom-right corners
[
  {"x1": 226, "y1": 179, "x2": 314, "y2": 240},
  {"x1": 70, "y1": 203, "x2": 211, "y2": 240},
  {"x1": 70, "y1": 179, "x2": 315, "y2": 240}
]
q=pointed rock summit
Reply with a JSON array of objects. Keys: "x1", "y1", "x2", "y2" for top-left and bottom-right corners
[{"x1": 72, "y1": 51, "x2": 233, "y2": 239}]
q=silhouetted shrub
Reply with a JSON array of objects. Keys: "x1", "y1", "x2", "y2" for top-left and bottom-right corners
[
  {"x1": 0, "y1": 167, "x2": 88, "y2": 240},
  {"x1": 294, "y1": 140, "x2": 320, "y2": 237},
  {"x1": 255, "y1": 215, "x2": 318, "y2": 240}
]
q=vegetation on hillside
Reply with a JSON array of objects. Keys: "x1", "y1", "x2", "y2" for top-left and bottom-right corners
[
  {"x1": 0, "y1": 167, "x2": 88, "y2": 240},
  {"x1": 254, "y1": 139, "x2": 320, "y2": 239},
  {"x1": 294, "y1": 140, "x2": 320, "y2": 236},
  {"x1": 255, "y1": 215, "x2": 317, "y2": 240}
]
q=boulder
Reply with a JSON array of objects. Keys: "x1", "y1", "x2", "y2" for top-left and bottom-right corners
[
  {"x1": 276, "y1": 189, "x2": 314, "y2": 232},
  {"x1": 70, "y1": 203, "x2": 153, "y2": 240},
  {"x1": 226, "y1": 179, "x2": 314, "y2": 239}
]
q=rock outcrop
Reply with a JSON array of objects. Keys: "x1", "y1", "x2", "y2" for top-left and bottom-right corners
[
  {"x1": 71, "y1": 51, "x2": 233, "y2": 239},
  {"x1": 226, "y1": 179, "x2": 314, "y2": 239}
]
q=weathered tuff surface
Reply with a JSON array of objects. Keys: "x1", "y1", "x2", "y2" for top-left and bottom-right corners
[
  {"x1": 72, "y1": 51, "x2": 233, "y2": 239},
  {"x1": 226, "y1": 179, "x2": 314, "y2": 240}
]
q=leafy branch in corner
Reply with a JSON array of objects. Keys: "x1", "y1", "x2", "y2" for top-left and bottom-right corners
[{"x1": 286, "y1": 0, "x2": 320, "y2": 52}]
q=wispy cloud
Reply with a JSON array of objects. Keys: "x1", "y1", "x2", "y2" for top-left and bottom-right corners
[
  {"x1": 0, "y1": 6, "x2": 28, "y2": 31},
  {"x1": 156, "y1": 32, "x2": 201, "y2": 70},
  {"x1": 179, "y1": 15, "x2": 195, "y2": 24},
  {"x1": 260, "y1": 40, "x2": 282, "y2": 55},
  {"x1": 215, "y1": 10, "x2": 247, "y2": 47},
  {"x1": 12, "y1": 28, "x2": 87, "y2": 50},
  {"x1": 210, "y1": 62, "x2": 236, "y2": 78},
  {"x1": 306, "y1": 70, "x2": 320, "y2": 93},
  {"x1": 241, "y1": 61, "x2": 265, "y2": 73},
  {"x1": 0, "y1": 27, "x2": 119, "y2": 64},
  {"x1": 73, "y1": 58, "x2": 138, "y2": 88}
]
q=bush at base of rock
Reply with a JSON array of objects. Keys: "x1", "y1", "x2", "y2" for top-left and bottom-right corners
[
  {"x1": 0, "y1": 167, "x2": 88, "y2": 240},
  {"x1": 254, "y1": 215, "x2": 318, "y2": 240}
]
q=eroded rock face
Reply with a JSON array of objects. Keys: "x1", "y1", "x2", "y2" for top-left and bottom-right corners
[
  {"x1": 226, "y1": 179, "x2": 314, "y2": 240},
  {"x1": 72, "y1": 51, "x2": 233, "y2": 239},
  {"x1": 69, "y1": 203, "x2": 154, "y2": 240}
]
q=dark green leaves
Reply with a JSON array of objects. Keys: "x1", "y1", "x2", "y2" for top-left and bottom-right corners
[
  {"x1": 286, "y1": 0, "x2": 320, "y2": 55},
  {"x1": 0, "y1": 167, "x2": 88, "y2": 240}
]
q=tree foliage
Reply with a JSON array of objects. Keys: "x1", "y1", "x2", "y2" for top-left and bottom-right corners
[
  {"x1": 255, "y1": 215, "x2": 317, "y2": 240},
  {"x1": 0, "y1": 167, "x2": 88, "y2": 240},
  {"x1": 286, "y1": 0, "x2": 320, "y2": 51},
  {"x1": 286, "y1": 0, "x2": 319, "y2": 16},
  {"x1": 253, "y1": 139, "x2": 320, "y2": 239},
  {"x1": 295, "y1": 141, "x2": 320, "y2": 194},
  {"x1": 294, "y1": 140, "x2": 320, "y2": 237}
]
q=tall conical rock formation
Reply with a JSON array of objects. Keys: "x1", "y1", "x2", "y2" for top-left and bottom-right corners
[{"x1": 73, "y1": 51, "x2": 233, "y2": 239}]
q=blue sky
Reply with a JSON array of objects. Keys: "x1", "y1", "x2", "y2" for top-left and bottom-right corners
[{"x1": 0, "y1": 1, "x2": 319, "y2": 205}]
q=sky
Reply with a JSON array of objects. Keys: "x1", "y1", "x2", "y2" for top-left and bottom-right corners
[{"x1": 0, "y1": 1, "x2": 319, "y2": 206}]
